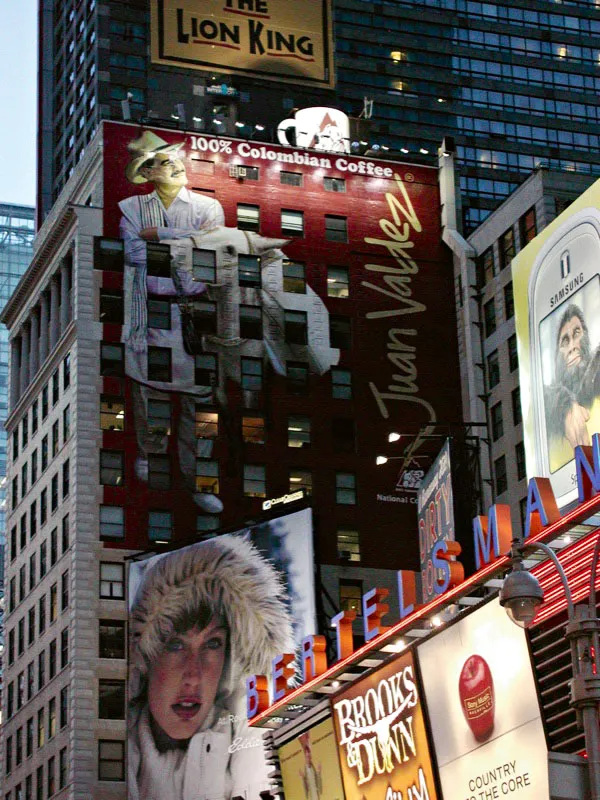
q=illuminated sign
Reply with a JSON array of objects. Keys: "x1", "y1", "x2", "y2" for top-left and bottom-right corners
[
  {"x1": 262, "y1": 490, "x2": 304, "y2": 511},
  {"x1": 512, "y1": 178, "x2": 600, "y2": 508},
  {"x1": 332, "y1": 649, "x2": 438, "y2": 799},
  {"x1": 279, "y1": 718, "x2": 344, "y2": 799},
  {"x1": 151, "y1": 0, "x2": 334, "y2": 88},
  {"x1": 246, "y1": 435, "x2": 600, "y2": 717},
  {"x1": 418, "y1": 598, "x2": 549, "y2": 799},
  {"x1": 277, "y1": 107, "x2": 350, "y2": 153},
  {"x1": 417, "y1": 440, "x2": 454, "y2": 603}
]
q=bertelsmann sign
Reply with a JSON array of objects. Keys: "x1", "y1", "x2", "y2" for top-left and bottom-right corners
[{"x1": 151, "y1": 0, "x2": 334, "y2": 87}]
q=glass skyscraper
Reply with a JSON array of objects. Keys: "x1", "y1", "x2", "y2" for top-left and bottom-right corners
[
  {"x1": 38, "y1": 0, "x2": 599, "y2": 232},
  {"x1": 0, "y1": 203, "x2": 35, "y2": 589}
]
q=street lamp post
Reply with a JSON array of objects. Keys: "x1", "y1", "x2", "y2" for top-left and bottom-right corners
[{"x1": 500, "y1": 536, "x2": 600, "y2": 800}]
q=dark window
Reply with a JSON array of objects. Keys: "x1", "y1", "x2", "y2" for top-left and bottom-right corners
[
  {"x1": 483, "y1": 299, "x2": 496, "y2": 338},
  {"x1": 100, "y1": 343, "x2": 124, "y2": 377},
  {"x1": 61, "y1": 571, "x2": 69, "y2": 611},
  {"x1": 237, "y1": 203, "x2": 260, "y2": 231},
  {"x1": 325, "y1": 215, "x2": 348, "y2": 242},
  {"x1": 38, "y1": 596, "x2": 46, "y2": 635},
  {"x1": 490, "y1": 402, "x2": 503, "y2": 441},
  {"x1": 52, "y1": 421, "x2": 59, "y2": 457},
  {"x1": 280, "y1": 171, "x2": 303, "y2": 186},
  {"x1": 494, "y1": 455, "x2": 508, "y2": 495},
  {"x1": 336, "y1": 472, "x2": 356, "y2": 504},
  {"x1": 98, "y1": 740, "x2": 125, "y2": 782},
  {"x1": 508, "y1": 334, "x2": 518, "y2": 372},
  {"x1": 99, "y1": 620, "x2": 126, "y2": 659},
  {"x1": 481, "y1": 246, "x2": 495, "y2": 284},
  {"x1": 40, "y1": 541, "x2": 47, "y2": 578},
  {"x1": 516, "y1": 441, "x2": 527, "y2": 481},
  {"x1": 148, "y1": 510, "x2": 172, "y2": 543},
  {"x1": 99, "y1": 506, "x2": 124, "y2": 540},
  {"x1": 99, "y1": 289, "x2": 123, "y2": 324},
  {"x1": 98, "y1": 680, "x2": 126, "y2": 719},
  {"x1": 243, "y1": 464, "x2": 266, "y2": 498},
  {"x1": 49, "y1": 640, "x2": 57, "y2": 679},
  {"x1": 284, "y1": 310, "x2": 307, "y2": 345},
  {"x1": 327, "y1": 266, "x2": 349, "y2": 298},
  {"x1": 100, "y1": 450, "x2": 124, "y2": 486},
  {"x1": 148, "y1": 347, "x2": 172, "y2": 382},
  {"x1": 37, "y1": 765, "x2": 43, "y2": 800},
  {"x1": 100, "y1": 563, "x2": 125, "y2": 599},
  {"x1": 17, "y1": 616, "x2": 24, "y2": 653},
  {"x1": 184, "y1": 299, "x2": 217, "y2": 336},
  {"x1": 20, "y1": 516, "x2": 27, "y2": 551},
  {"x1": 330, "y1": 316, "x2": 351, "y2": 349},
  {"x1": 148, "y1": 399, "x2": 171, "y2": 435},
  {"x1": 7, "y1": 682, "x2": 14, "y2": 718},
  {"x1": 519, "y1": 206, "x2": 537, "y2": 246},
  {"x1": 63, "y1": 405, "x2": 70, "y2": 442},
  {"x1": 31, "y1": 399, "x2": 38, "y2": 434},
  {"x1": 50, "y1": 584, "x2": 57, "y2": 623},
  {"x1": 12, "y1": 430, "x2": 18, "y2": 460},
  {"x1": 332, "y1": 418, "x2": 356, "y2": 452},
  {"x1": 146, "y1": 242, "x2": 171, "y2": 277},
  {"x1": 286, "y1": 361, "x2": 308, "y2": 394},
  {"x1": 339, "y1": 579, "x2": 363, "y2": 615},
  {"x1": 59, "y1": 747, "x2": 67, "y2": 789},
  {"x1": 238, "y1": 254, "x2": 261, "y2": 288},
  {"x1": 52, "y1": 370, "x2": 59, "y2": 406},
  {"x1": 147, "y1": 296, "x2": 171, "y2": 329},
  {"x1": 239, "y1": 305, "x2": 262, "y2": 339},
  {"x1": 512, "y1": 387, "x2": 522, "y2": 426},
  {"x1": 62, "y1": 459, "x2": 70, "y2": 498},
  {"x1": 48, "y1": 697, "x2": 56, "y2": 739},
  {"x1": 282, "y1": 261, "x2": 306, "y2": 293},
  {"x1": 148, "y1": 455, "x2": 171, "y2": 490},
  {"x1": 194, "y1": 354, "x2": 217, "y2": 389},
  {"x1": 37, "y1": 709, "x2": 45, "y2": 748},
  {"x1": 100, "y1": 395, "x2": 125, "y2": 431},
  {"x1": 47, "y1": 756, "x2": 55, "y2": 796},
  {"x1": 487, "y1": 350, "x2": 500, "y2": 388},
  {"x1": 51, "y1": 527, "x2": 58, "y2": 565},
  {"x1": 332, "y1": 367, "x2": 352, "y2": 399},
  {"x1": 26, "y1": 717, "x2": 33, "y2": 758},
  {"x1": 242, "y1": 414, "x2": 265, "y2": 444},
  {"x1": 27, "y1": 662, "x2": 34, "y2": 700},
  {"x1": 42, "y1": 385, "x2": 48, "y2": 418},
  {"x1": 288, "y1": 469, "x2": 312, "y2": 496},
  {"x1": 499, "y1": 227, "x2": 515, "y2": 270},
  {"x1": 62, "y1": 514, "x2": 69, "y2": 551},
  {"x1": 60, "y1": 687, "x2": 68, "y2": 729},
  {"x1": 324, "y1": 177, "x2": 346, "y2": 193},
  {"x1": 41, "y1": 435, "x2": 48, "y2": 471},
  {"x1": 38, "y1": 652, "x2": 45, "y2": 690},
  {"x1": 9, "y1": 577, "x2": 15, "y2": 611},
  {"x1": 241, "y1": 357, "x2": 262, "y2": 391},
  {"x1": 63, "y1": 353, "x2": 71, "y2": 389},
  {"x1": 192, "y1": 248, "x2": 216, "y2": 282},
  {"x1": 30, "y1": 500, "x2": 37, "y2": 539},
  {"x1": 94, "y1": 238, "x2": 124, "y2": 271},
  {"x1": 504, "y1": 282, "x2": 514, "y2": 320},
  {"x1": 22, "y1": 416, "x2": 28, "y2": 448},
  {"x1": 281, "y1": 209, "x2": 304, "y2": 237}
]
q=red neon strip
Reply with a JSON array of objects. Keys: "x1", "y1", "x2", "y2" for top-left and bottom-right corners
[
  {"x1": 221, "y1": 7, "x2": 271, "y2": 18},
  {"x1": 249, "y1": 494, "x2": 600, "y2": 726},
  {"x1": 191, "y1": 40, "x2": 242, "y2": 50}
]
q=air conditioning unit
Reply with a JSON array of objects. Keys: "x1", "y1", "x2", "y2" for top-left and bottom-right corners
[{"x1": 229, "y1": 165, "x2": 247, "y2": 178}]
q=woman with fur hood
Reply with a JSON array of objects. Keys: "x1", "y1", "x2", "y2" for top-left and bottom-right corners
[{"x1": 128, "y1": 534, "x2": 294, "y2": 800}]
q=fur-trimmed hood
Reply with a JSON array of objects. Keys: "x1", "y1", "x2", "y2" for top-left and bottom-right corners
[{"x1": 130, "y1": 535, "x2": 293, "y2": 691}]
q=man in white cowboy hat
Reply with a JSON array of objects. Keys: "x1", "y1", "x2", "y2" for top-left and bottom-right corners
[{"x1": 119, "y1": 130, "x2": 225, "y2": 514}]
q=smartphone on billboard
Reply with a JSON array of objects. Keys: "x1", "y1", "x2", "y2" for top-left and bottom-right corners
[{"x1": 527, "y1": 207, "x2": 600, "y2": 505}]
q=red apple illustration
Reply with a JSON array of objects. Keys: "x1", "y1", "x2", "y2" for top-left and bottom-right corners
[{"x1": 458, "y1": 654, "x2": 495, "y2": 741}]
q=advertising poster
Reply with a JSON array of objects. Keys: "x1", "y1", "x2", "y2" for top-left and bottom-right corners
[
  {"x1": 512, "y1": 179, "x2": 600, "y2": 508},
  {"x1": 418, "y1": 598, "x2": 549, "y2": 800},
  {"x1": 127, "y1": 507, "x2": 316, "y2": 799},
  {"x1": 331, "y1": 649, "x2": 439, "y2": 800},
  {"x1": 102, "y1": 120, "x2": 461, "y2": 566},
  {"x1": 417, "y1": 440, "x2": 454, "y2": 603},
  {"x1": 151, "y1": 0, "x2": 334, "y2": 87},
  {"x1": 279, "y1": 718, "x2": 345, "y2": 800}
]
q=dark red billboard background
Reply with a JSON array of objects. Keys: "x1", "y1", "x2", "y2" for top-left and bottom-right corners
[{"x1": 101, "y1": 120, "x2": 461, "y2": 569}]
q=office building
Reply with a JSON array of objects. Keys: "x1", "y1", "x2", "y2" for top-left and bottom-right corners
[
  {"x1": 0, "y1": 204, "x2": 35, "y2": 593},
  {"x1": 38, "y1": 0, "x2": 600, "y2": 231},
  {"x1": 447, "y1": 167, "x2": 596, "y2": 533},
  {"x1": 0, "y1": 120, "x2": 465, "y2": 798}
]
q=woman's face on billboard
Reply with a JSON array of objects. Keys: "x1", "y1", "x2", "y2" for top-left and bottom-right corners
[{"x1": 148, "y1": 618, "x2": 227, "y2": 739}]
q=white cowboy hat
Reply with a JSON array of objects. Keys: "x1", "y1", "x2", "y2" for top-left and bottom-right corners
[{"x1": 125, "y1": 130, "x2": 185, "y2": 184}]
